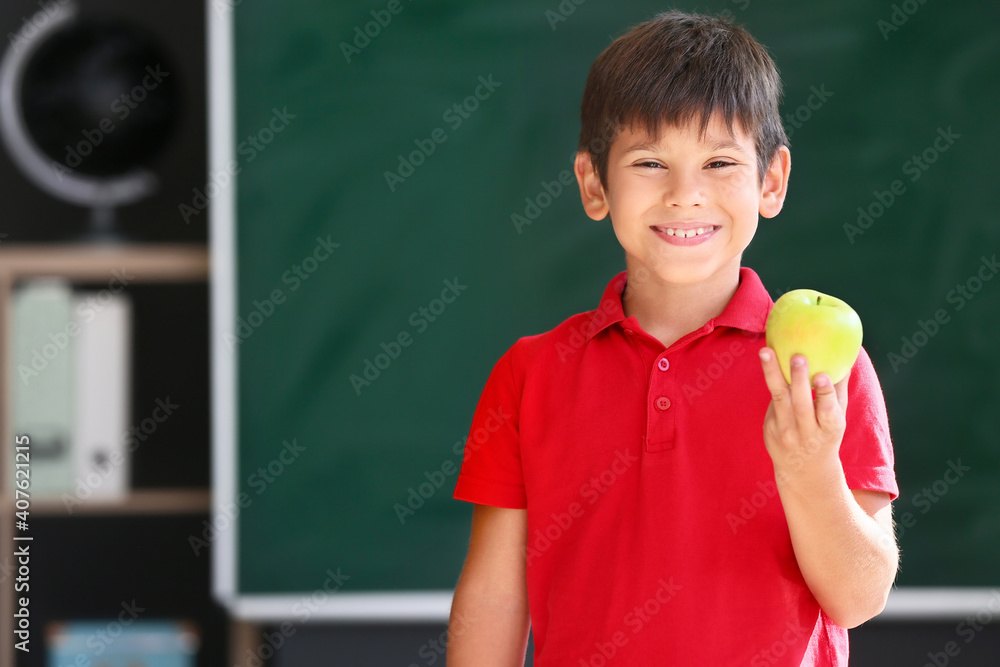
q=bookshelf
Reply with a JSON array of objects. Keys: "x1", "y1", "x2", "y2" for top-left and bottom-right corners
[{"x1": 0, "y1": 243, "x2": 249, "y2": 666}]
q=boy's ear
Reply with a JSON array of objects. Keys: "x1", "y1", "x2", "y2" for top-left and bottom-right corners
[
  {"x1": 574, "y1": 151, "x2": 609, "y2": 221},
  {"x1": 759, "y1": 145, "x2": 791, "y2": 219}
]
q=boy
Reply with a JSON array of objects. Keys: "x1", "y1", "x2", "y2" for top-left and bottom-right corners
[{"x1": 449, "y1": 11, "x2": 898, "y2": 666}]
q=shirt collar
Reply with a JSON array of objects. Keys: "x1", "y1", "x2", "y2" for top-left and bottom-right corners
[{"x1": 585, "y1": 267, "x2": 773, "y2": 341}]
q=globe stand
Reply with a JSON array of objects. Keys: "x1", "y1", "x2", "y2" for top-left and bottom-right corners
[{"x1": 81, "y1": 206, "x2": 129, "y2": 244}]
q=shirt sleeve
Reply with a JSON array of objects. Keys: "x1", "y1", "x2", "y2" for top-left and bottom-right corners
[
  {"x1": 453, "y1": 342, "x2": 527, "y2": 508},
  {"x1": 840, "y1": 346, "x2": 899, "y2": 500}
]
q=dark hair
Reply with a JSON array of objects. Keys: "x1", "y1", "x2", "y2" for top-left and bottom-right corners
[{"x1": 577, "y1": 11, "x2": 787, "y2": 186}]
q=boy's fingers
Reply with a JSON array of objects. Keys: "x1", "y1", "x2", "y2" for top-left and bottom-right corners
[
  {"x1": 812, "y1": 373, "x2": 843, "y2": 431},
  {"x1": 758, "y1": 347, "x2": 790, "y2": 405},
  {"x1": 789, "y1": 355, "x2": 815, "y2": 426}
]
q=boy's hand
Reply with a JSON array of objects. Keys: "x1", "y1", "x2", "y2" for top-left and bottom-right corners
[
  {"x1": 758, "y1": 348, "x2": 897, "y2": 628},
  {"x1": 758, "y1": 347, "x2": 849, "y2": 482}
]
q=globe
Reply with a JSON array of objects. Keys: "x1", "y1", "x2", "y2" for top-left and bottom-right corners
[{"x1": 19, "y1": 18, "x2": 179, "y2": 178}]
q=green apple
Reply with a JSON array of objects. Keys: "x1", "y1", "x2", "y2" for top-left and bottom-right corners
[{"x1": 765, "y1": 289, "x2": 863, "y2": 385}]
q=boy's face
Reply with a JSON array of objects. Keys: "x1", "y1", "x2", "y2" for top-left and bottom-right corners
[{"x1": 574, "y1": 112, "x2": 790, "y2": 288}]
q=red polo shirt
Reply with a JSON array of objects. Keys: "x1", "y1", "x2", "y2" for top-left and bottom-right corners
[{"x1": 454, "y1": 267, "x2": 897, "y2": 666}]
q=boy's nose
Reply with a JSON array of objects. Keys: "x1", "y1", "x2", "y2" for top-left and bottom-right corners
[{"x1": 663, "y1": 170, "x2": 707, "y2": 208}]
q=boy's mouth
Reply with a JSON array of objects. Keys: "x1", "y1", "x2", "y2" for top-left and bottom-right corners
[
  {"x1": 658, "y1": 226, "x2": 717, "y2": 238},
  {"x1": 651, "y1": 224, "x2": 720, "y2": 242}
]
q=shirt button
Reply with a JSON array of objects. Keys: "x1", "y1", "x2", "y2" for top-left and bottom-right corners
[
  {"x1": 657, "y1": 358, "x2": 669, "y2": 371},
  {"x1": 655, "y1": 396, "x2": 671, "y2": 411}
]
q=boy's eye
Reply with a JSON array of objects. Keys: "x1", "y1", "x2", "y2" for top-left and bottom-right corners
[
  {"x1": 707, "y1": 160, "x2": 736, "y2": 169},
  {"x1": 634, "y1": 160, "x2": 663, "y2": 169}
]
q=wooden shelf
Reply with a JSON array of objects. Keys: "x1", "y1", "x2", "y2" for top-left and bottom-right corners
[
  {"x1": 0, "y1": 243, "x2": 209, "y2": 282},
  {"x1": 3, "y1": 488, "x2": 212, "y2": 517},
  {"x1": 0, "y1": 242, "x2": 214, "y2": 667}
]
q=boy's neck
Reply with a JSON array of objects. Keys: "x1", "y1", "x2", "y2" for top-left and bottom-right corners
[{"x1": 620, "y1": 260, "x2": 741, "y2": 349}]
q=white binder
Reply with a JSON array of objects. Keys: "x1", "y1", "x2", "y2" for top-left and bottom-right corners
[{"x1": 72, "y1": 291, "x2": 132, "y2": 498}]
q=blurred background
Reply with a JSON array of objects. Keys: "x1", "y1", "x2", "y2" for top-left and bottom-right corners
[{"x1": 1, "y1": 0, "x2": 998, "y2": 665}]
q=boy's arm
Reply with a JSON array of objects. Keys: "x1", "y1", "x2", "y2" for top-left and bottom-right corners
[
  {"x1": 758, "y1": 348, "x2": 899, "y2": 630},
  {"x1": 448, "y1": 504, "x2": 530, "y2": 666}
]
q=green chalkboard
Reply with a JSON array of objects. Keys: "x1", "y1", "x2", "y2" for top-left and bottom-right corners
[{"x1": 231, "y1": 0, "x2": 1000, "y2": 601}]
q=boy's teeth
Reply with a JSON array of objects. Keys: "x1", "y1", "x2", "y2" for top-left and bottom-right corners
[{"x1": 664, "y1": 227, "x2": 710, "y2": 238}]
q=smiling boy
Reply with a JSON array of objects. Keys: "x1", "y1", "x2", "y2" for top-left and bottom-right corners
[{"x1": 449, "y1": 11, "x2": 898, "y2": 666}]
